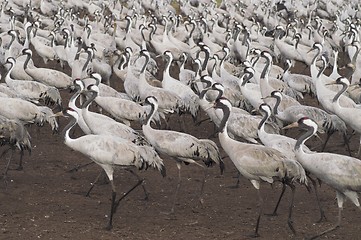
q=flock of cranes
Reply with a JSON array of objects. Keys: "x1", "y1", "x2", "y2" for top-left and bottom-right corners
[{"x1": 1, "y1": 0, "x2": 361, "y2": 238}]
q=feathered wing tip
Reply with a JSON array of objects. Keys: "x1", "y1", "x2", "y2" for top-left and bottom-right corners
[
  {"x1": 0, "y1": 119, "x2": 32, "y2": 154},
  {"x1": 40, "y1": 87, "x2": 62, "y2": 107},
  {"x1": 138, "y1": 145, "x2": 166, "y2": 177},
  {"x1": 328, "y1": 114, "x2": 347, "y2": 135},
  {"x1": 284, "y1": 160, "x2": 308, "y2": 186},
  {"x1": 200, "y1": 139, "x2": 224, "y2": 174},
  {"x1": 38, "y1": 106, "x2": 59, "y2": 133}
]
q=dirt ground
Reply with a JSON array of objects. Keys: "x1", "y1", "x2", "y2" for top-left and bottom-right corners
[{"x1": 0, "y1": 51, "x2": 361, "y2": 240}]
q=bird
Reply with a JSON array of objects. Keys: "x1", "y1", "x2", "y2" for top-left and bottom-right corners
[
  {"x1": 4, "y1": 57, "x2": 62, "y2": 107},
  {"x1": 281, "y1": 59, "x2": 316, "y2": 97},
  {"x1": 161, "y1": 50, "x2": 199, "y2": 119},
  {"x1": 258, "y1": 51, "x2": 301, "y2": 111},
  {"x1": 142, "y1": 96, "x2": 224, "y2": 213},
  {"x1": 257, "y1": 103, "x2": 328, "y2": 220},
  {"x1": 0, "y1": 115, "x2": 31, "y2": 181},
  {"x1": 80, "y1": 84, "x2": 149, "y2": 145},
  {"x1": 54, "y1": 107, "x2": 166, "y2": 230},
  {"x1": 326, "y1": 77, "x2": 361, "y2": 158},
  {"x1": 209, "y1": 82, "x2": 280, "y2": 143},
  {"x1": 265, "y1": 90, "x2": 349, "y2": 153},
  {"x1": 284, "y1": 117, "x2": 361, "y2": 239},
  {"x1": 21, "y1": 48, "x2": 73, "y2": 89},
  {"x1": 136, "y1": 49, "x2": 186, "y2": 122},
  {"x1": 213, "y1": 97, "x2": 306, "y2": 237}
]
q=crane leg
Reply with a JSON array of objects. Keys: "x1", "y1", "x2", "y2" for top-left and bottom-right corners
[
  {"x1": 342, "y1": 133, "x2": 352, "y2": 156},
  {"x1": 308, "y1": 207, "x2": 342, "y2": 239},
  {"x1": 266, "y1": 183, "x2": 287, "y2": 216},
  {"x1": 86, "y1": 171, "x2": 103, "y2": 197},
  {"x1": 2, "y1": 147, "x2": 13, "y2": 187},
  {"x1": 198, "y1": 166, "x2": 208, "y2": 207},
  {"x1": 309, "y1": 176, "x2": 327, "y2": 223},
  {"x1": 250, "y1": 189, "x2": 263, "y2": 238},
  {"x1": 320, "y1": 131, "x2": 334, "y2": 152},
  {"x1": 106, "y1": 178, "x2": 144, "y2": 230},
  {"x1": 357, "y1": 137, "x2": 361, "y2": 159},
  {"x1": 125, "y1": 168, "x2": 149, "y2": 200},
  {"x1": 286, "y1": 183, "x2": 296, "y2": 235},
  {"x1": 106, "y1": 181, "x2": 117, "y2": 231},
  {"x1": 67, "y1": 161, "x2": 95, "y2": 173},
  {"x1": 113, "y1": 178, "x2": 144, "y2": 213},
  {"x1": 163, "y1": 162, "x2": 182, "y2": 215},
  {"x1": 15, "y1": 150, "x2": 24, "y2": 171},
  {"x1": 228, "y1": 171, "x2": 241, "y2": 189}
]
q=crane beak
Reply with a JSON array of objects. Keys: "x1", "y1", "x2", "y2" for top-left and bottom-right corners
[
  {"x1": 282, "y1": 121, "x2": 299, "y2": 130},
  {"x1": 51, "y1": 111, "x2": 64, "y2": 118},
  {"x1": 261, "y1": 95, "x2": 271, "y2": 100},
  {"x1": 306, "y1": 48, "x2": 315, "y2": 54},
  {"x1": 325, "y1": 81, "x2": 336, "y2": 86}
]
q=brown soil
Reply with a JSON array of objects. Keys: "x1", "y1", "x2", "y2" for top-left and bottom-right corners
[{"x1": 0, "y1": 53, "x2": 360, "y2": 240}]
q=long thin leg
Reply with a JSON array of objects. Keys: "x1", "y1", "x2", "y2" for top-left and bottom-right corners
[
  {"x1": 321, "y1": 131, "x2": 334, "y2": 152},
  {"x1": 86, "y1": 171, "x2": 103, "y2": 197},
  {"x1": 309, "y1": 176, "x2": 327, "y2": 222},
  {"x1": 357, "y1": 137, "x2": 361, "y2": 159},
  {"x1": 125, "y1": 168, "x2": 149, "y2": 200},
  {"x1": 67, "y1": 161, "x2": 95, "y2": 173},
  {"x1": 3, "y1": 148, "x2": 14, "y2": 187},
  {"x1": 198, "y1": 166, "x2": 208, "y2": 206},
  {"x1": 228, "y1": 171, "x2": 241, "y2": 189},
  {"x1": 170, "y1": 162, "x2": 182, "y2": 214},
  {"x1": 266, "y1": 183, "x2": 287, "y2": 216},
  {"x1": 252, "y1": 189, "x2": 264, "y2": 238},
  {"x1": 14, "y1": 150, "x2": 24, "y2": 170},
  {"x1": 343, "y1": 133, "x2": 352, "y2": 157},
  {"x1": 309, "y1": 207, "x2": 342, "y2": 240},
  {"x1": 106, "y1": 180, "x2": 117, "y2": 230},
  {"x1": 113, "y1": 178, "x2": 144, "y2": 212},
  {"x1": 287, "y1": 183, "x2": 296, "y2": 235},
  {"x1": 105, "y1": 178, "x2": 144, "y2": 230}
]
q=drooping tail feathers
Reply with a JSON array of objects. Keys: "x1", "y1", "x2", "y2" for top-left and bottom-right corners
[{"x1": 137, "y1": 145, "x2": 166, "y2": 177}]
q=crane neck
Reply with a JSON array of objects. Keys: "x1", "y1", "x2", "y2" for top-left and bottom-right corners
[
  {"x1": 163, "y1": 55, "x2": 172, "y2": 78},
  {"x1": 63, "y1": 114, "x2": 78, "y2": 143},
  {"x1": 4, "y1": 60, "x2": 14, "y2": 83},
  {"x1": 241, "y1": 71, "x2": 254, "y2": 86},
  {"x1": 295, "y1": 125, "x2": 316, "y2": 151},
  {"x1": 68, "y1": 87, "x2": 81, "y2": 111},
  {"x1": 140, "y1": 53, "x2": 149, "y2": 74},
  {"x1": 311, "y1": 47, "x2": 321, "y2": 68},
  {"x1": 23, "y1": 52, "x2": 32, "y2": 70},
  {"x1": 82, "y1": 48, "x2": 93, "y2": 72},
  {"x1": 74, "y1": 41, "x2": 83, "y2": 60},
  {"x1": 144, "y1": 102, "x2": 157, "y2": 126},
  {"x1": 260, "y1": 56, "x2": 271, "y2": 80},
  {"x1": 272, "y1": 95, "x2": 281, "y2": 116},
  {"x1": 81, "y1": 90, "x2": 97, "y2": 111},
  {"x1": 258, "y1": 109, "x2": 269, "y2": 132},
  {"x1": 218, "y1": 105, "x2": 230, "y2": 134},
  {"x1": 316, "y1": 58, "x2": 327, "y2": 78},
  {"x1": 201, "y1": 48, "x2": 210, "y2": 71},
  {"x1": 332, "y1": 82, "x2": 348, "y2": 103}
]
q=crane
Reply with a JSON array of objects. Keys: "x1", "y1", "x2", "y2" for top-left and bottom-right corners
[
  {"x1": 142, "y1": 96, "x2": 224, "y2": 213},
  {"x1": 213, "y1": 97, "x2": 306, "y2": 237},
  {"x1": 54, "y1": 108, "x2": 166, "y2": 230},
  {"x1": 284, "y1": 117, "x2": 361, "y2": 239}
]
